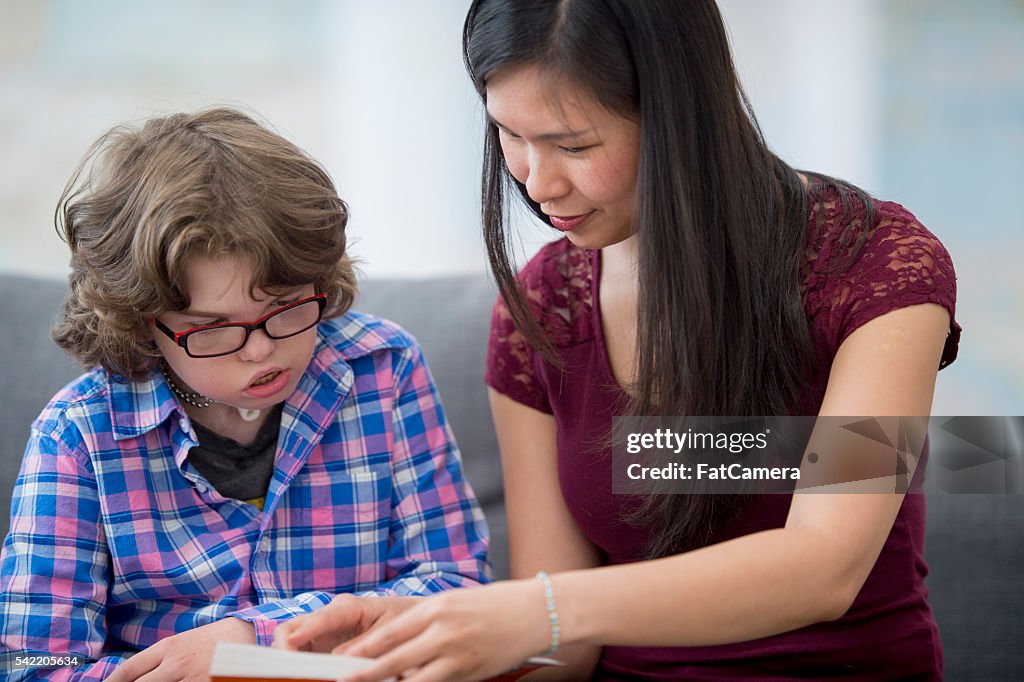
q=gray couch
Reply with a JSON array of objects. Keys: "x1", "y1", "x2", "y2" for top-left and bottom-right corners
[{"x1": 1, "y1": 272, "x2": 1021, "y2": 679}]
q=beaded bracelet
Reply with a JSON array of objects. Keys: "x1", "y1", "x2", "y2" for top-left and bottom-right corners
[{"x1": 535, "y1": 571, "x2": 561, "y2": 656}]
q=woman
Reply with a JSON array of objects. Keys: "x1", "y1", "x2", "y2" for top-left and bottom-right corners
[{"x1": 276, "y1": 1, "x2": 958, "y2": 679}]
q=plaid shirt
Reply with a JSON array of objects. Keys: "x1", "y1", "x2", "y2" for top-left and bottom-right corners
[{"x1": 0, "y1": 313, "x2": 490, "y2": 680}]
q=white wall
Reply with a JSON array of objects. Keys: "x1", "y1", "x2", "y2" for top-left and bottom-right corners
[
  {"x1": 320, "y1": 1, "x2": 487, "y2": 278},
  {"x1": 718, "y1": 0, "x2": 881, "y2": 191},
  {"x1": 0, "y1": 0, "x2": 883, "y2": 280},
  {"x1": 2, "y1": 1, "x2": 1018, "y2": 414}
]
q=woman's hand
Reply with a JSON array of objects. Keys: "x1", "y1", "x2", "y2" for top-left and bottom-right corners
[
  {"x1": 285, "y1": 581, "x2": 553, "y2": 682},
  {"x1": 274, "y1": 594, "x2": 420, "y2": 654}
]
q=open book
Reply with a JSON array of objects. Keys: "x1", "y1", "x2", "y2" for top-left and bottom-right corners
[{"x1": 210, "y1": 642, "x2": 560, "y2": 682}]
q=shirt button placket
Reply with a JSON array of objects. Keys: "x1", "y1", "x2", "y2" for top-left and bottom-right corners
[{"x1": 251, "y1": 534, "x2": 272, "y2": 594}]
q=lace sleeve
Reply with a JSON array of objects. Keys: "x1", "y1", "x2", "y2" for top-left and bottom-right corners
[
  {"x1": 821, "y1": 202, "x2": 961, "y2": 368},
  {"x1": 485, "y1": 293, "x2": 552, "y2": 413}
]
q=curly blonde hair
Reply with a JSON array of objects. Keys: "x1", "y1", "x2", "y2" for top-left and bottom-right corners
[{"x1": 52, "y1": 107, "x2": 357, "y2": 380}]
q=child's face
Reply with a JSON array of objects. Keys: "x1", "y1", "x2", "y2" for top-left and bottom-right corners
[
  {"x1": 486, "y1": 64, "x2": 640, "y2": 250},
  {"x1": 152, "y1": 254, "x2": 319, "y2": 413}
]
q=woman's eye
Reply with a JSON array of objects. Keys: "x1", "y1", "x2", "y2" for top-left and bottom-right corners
[
  {"x1": 275, "y1": 299, "x2": 299, "y2": 308},
  {"x1": 559, "y1": 145, "x2": 591, "y2": 154}
]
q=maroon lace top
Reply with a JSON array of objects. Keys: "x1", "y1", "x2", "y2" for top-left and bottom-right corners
[{"x1": 485, "y1": 183, "x2": 961, "y2": 680}]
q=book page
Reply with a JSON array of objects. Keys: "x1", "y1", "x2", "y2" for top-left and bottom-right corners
[{"x1": 210, "y1": 642, "x2": 395, "y2": 682}]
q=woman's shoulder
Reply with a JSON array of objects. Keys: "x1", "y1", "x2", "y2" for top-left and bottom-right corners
[
  {"x1": 805, "y1": 181, "x2": 951, "y2": 266},
  {"x1": 804, "y1": 181, "x2": 957, "y2": 303},
  {"x1": 803, "y1": 180, "x2": 960, "y2": 366}
]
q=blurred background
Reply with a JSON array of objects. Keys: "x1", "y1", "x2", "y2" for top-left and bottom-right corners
[{"x1": 1, "y1": 0, "x2": 1021, "y2": 415}]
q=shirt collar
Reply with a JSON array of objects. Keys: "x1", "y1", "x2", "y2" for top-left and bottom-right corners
[
  {"x1": 106, "y1": 334, "x2": 352, "y2": 442},
  {"x1": 106, "y1": 369, "x2": 182, "y2": 441},
  {"x1": 105, "y1": 316, "x2": 389, "y2": 442}
]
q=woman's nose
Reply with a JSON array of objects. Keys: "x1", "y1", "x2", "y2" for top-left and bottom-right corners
[{"x1": 523, "y1": 153, "x2": 570, "y2": 205}]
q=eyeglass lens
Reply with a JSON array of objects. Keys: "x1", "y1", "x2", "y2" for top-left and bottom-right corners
[{"x1": 185, "y1": 299, "x2": 322, "y2": 356}]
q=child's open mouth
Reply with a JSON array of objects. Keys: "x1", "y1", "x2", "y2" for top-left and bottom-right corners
[
  {"x1": 251, "y1": 370, "x2": 281, "y2": 387},
  {"x1": 244, "y1": 369, "x2": 290, "y2": 398}
]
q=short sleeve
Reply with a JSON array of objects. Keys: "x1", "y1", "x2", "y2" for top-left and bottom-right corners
[
  {"x1": 823, "y1": 201, "x2": 961, "y2": 368},
  {"x1": 485, "y1": 293, "x2": 552, "y2": 413}
]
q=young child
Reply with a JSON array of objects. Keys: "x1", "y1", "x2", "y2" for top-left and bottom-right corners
[{"x1": 0, "y1": 107, "x2": 489, "y2": 680}]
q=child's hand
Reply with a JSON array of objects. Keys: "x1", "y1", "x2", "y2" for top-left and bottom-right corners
[
  {"x1": 106, "y1": 616, "x2": 256, "y2": 682},
  {"x1": 273, "y1": 594, "x2": 419, "y2": 653}
]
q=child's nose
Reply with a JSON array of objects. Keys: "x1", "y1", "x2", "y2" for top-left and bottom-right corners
[{"x1": 237, "y1": 328, "x2": 277, "y2": 362}]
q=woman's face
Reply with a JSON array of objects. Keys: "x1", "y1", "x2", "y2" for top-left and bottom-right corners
[
  {"x1": 486, "y1": 64, "x2": 641, "y2": 250},
  {"x1": 152, "y1": 254, "x2": 318, "y2": 414}
]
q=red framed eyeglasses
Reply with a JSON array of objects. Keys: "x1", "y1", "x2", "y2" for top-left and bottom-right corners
[{"x1": 152, "y1": 293, "x2": 327, "y2": 358}]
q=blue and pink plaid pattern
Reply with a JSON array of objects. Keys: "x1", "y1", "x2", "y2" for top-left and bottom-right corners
[{"x1": 1, "y1": 313, "x2": 490, "y2": 680}]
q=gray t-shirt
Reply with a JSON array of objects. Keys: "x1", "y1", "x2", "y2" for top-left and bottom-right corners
[{"x1": 188, "y1": 405, "x2": 282, "y2": 508}]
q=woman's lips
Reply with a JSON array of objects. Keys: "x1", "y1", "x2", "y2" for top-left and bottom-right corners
[
  {"x1": 548, "y1": 212, "x2": 593, "y2": 231},
  {"x1": 244, "y1": 369, "x2": 290, "y2": 398}
]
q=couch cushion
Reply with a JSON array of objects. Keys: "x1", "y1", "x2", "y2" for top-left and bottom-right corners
[
  {"x1": 924, "y1": 494, "x2": 1024, "y2": 678},
  {"x1": 0, "y1": 274, "x2": 83, "y2": 541},
  {"x1": 352, "y1": 276, "x2": 508, "y2": 579}
]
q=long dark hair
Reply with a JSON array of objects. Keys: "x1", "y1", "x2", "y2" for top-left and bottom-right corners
[{"x1": 464, "y1": 0, "x2": 873, "y2": 557}]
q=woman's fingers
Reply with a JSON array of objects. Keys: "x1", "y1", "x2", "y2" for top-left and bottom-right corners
[
  {"x1": 331, "y1": 627, "x2": 371, "y2": 656},
  {"x1": 274, "y1": 594, "x2": 372, "y2": 650},
  {"x1": 391, "y1": 657, "x2": 461, "y2": 682},
  {"x1": 341, "y1": 630, "x2": 441, "y2": 682},
  {"x1": 342, "y1": 610, "x2": 425, "y2": 659},
  {"x1": 342, "y1": 600, "x2": 436, "y2": 660},
  {"x1": 278, "y1": 592, "x2": 514, "y2": 682}
]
